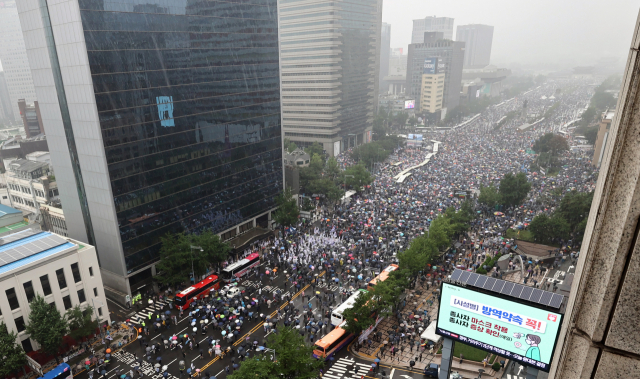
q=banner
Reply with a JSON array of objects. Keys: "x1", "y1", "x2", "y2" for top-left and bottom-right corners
[{"x1": 359, "y1": 316, "x2": 385, "y2": 344}]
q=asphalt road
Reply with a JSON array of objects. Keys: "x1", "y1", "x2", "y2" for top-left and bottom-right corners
[{"x1": 84, "y1": 263, "x2": 369, "y2": 379}]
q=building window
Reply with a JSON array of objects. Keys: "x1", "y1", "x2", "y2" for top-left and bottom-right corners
[
  {"x1": 98, "y1": 307, "x2": 103, "y2": 317},
  {"x1": 6, "y1": 288, "x2": 20, "y2": 310},
  {"x1": 62, "y1": 295, "x2": 72, "y2": 310},
  {"x1": 89, "y1": 267, "x2": 94, "y2": 277},
  {"x1": 23, "y1": 281, "x2": 35, "y2": 302},
  {"x1": 15, "y1": 316, "x2": 25, "y2": 333},
  {"x1": 93, "y1": 288, "x2": 98, "y2": 297},
  {"x1": 21, "y1": 339, "x2": 33, "y2": 353},
  {"x1": 71, "y1": 263, "x2": 82, "y2": 283},
  {"x1": 56, "y1": 268, "x2": 67, "y2": 289},
  {"x1": 77, "y1": 289, "x2": 86, "y2": 303},
  {"x1": 40, "y1": 274, "x2": 52, "y2": 296}
]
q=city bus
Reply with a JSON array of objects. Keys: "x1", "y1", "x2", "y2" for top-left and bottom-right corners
[
  {"x1": 38, "y1": 363, "x2": 72, "y2": 379},
  {"x1": 221, "y1": 253, "x2": 260, "y2": 283},
  {"x1": 312, "y1": 322, "x2": 355, "y2": 361},
  {"x1": 331, "y1": 289, "x2": 368, "y2": 326},
  {"x1": 367, "y1": 264, "x2": 399, "y2": 291},
  {"x1": 174, "y1": 275, "x2": 222, "y2": 310}
]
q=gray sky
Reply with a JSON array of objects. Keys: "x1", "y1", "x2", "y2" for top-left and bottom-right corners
[{"x1": 383, "y1": 0, "x2": 639, "y2": 71}]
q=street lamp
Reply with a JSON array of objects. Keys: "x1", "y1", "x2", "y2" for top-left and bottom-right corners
[
  {"x1": 91, "y1": 298, "x2": 106, "y2": 342},
  {"x1": 190, "y1": 245, "x2": 203, "y2": 282}
]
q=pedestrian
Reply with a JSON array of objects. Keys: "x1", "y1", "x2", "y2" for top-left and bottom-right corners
[{"x1": 460, "y1": 353, "x2": 464, "y2": 364}]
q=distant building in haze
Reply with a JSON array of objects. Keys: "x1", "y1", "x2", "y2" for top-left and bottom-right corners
[
  {"x1": 407, "y1": 32, "x2": 465, "y2": 113},
  {"x1": 593, "y1": 109, "x2": 616, "y2": 167},
  {"x1": 0, "y1": 72, "x2": 14, "y2": 122},
  {"x1": 17, "y1": 100, "x2": 44, "y2": 137},
  {"x1": 456, "y1": 24, "x2": 494, "y2": 68},
  {"x1": 380, "y1": 23, "x2": 391, "y2": 95},
  {"x1": 411, "y1": 16, "x2": 454, "y2": 43}
]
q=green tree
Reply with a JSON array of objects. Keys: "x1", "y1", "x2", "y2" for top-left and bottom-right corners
[
  {"x1": 350, "y1": 142, "x2": 390, "y2": 166},
  {"x1": 26, "y1": 295, "x2": 68, "y2": 360},
  {"x1": 229, "y1": 327, "x2": 323, "y2": 379},
  {"x1": 393, "y1": 112, "x2": 409, "y2": 128},
  {"x1": 397, "y1": 242, "x2": 432, "y2": 277},
  {"x1": 582, "y1": 125, "x2": 599, "y2": 145},
  {"x1": 304, "y1": 142, "x2": 325, "y2": 163},
  {"x1": 273, "y1": 187, "x2": 299, "y2": 229},
  {"x1": 372, "y1": 117, "x2": 387, "y2": 141},
  {"x1": 427, "y1": 215, "x2": 455, "y2": 251},
  {"x1": 407, "y1": 116, "x2": 418, "y2": 127},
  {"x1": 529, "y1": 214, "x2": 570, "y2": 244},
  {"x1": 478, "y1": 184, "x2": 501, "y2": 209},
  {"x1": 324, "y1": 156, "x2": 341, "y2": 180},
  {"x1": 555, "y1": 191, "x2": 594, "y2": 232},
  {"x1": 532, "y1": 133, "x2": 569, "y2": 155},
  {"x1": 0, "y1": 322, "x2": 27, "y2": 378},
  {"x1": 578, "y1": 106, "x2": 597, "y2": 127},
  {"x1": 66, "y1": 305, "x2": 98, "y2": 341},
  {"x1": 341, "y1": 290, "x2": 376, "y2": 335},
  {"x1": 590, "y1": 90, "x2": 616, "y2": 110},
  {"x1": 499, "y1": 172, "x2": 531, "y2": 208},
  {"x1": 283, "y1": 138, "x2": 298, "y2": 153},
  {"x1": 342, "y1": 163, "x2": 373, "y2": 192},
  {"x1": 193, "y1": 229, "x2": 231, "y2": 269}
]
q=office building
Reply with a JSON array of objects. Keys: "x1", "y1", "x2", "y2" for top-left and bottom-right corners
[
  {"x1": 0, "y1": 1, "x2": 37, "y2": 122},
  {"x1": 419, "y1": 58, "x2": 445, "y2": 113},
  {"x1": 411, "y1": 16, "x2": 454, "y2": 43},
  {"x1": 380, "y1": 23, "x2": 391, "y2": 95},
  {"x1": 378, "y1": 94, "x2": 415, "y2": 114},
  {"x1": 17, "y1": 0, "x2": 283, "y2": 300},
  {"x1": 18, "y1": 100, "x2": 44, "y2": 137},
  {"x1": 456, "y1": 24, "x2": 494, "y2": 68},
  {"x1": 0, "y1": 72, "x2": 14, "y2": 122},
  {"x1": 593, "y1": 109, "x2": 615, "y2": 167},
  {"x1": 0, "y1": 229, "x2": 109, "y2": 352},
  {"x1": 4, "y1": 158, "x2": 59, "y2": 219},
  {"x1": 406, "y1": 32, "x2": 465, "y2": 112},
  {"x1": 279, "y1": 0, "x2": 382, "y2": 156}
]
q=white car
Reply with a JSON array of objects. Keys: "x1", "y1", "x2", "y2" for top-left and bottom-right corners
[{"x1": 225, "y1": 287, "x2": 241, "y2": 298}]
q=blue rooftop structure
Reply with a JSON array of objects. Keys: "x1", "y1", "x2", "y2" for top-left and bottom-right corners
[
  {"x1": 0, "y1": 229, "x2": 75, "y2": 275},
  {"x1": 0, "y1": 204, "x2": 21, "y2": 217}
]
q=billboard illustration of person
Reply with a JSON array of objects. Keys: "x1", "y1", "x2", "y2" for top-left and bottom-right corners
[{"x1": 513, "y1": 334, "x2": 542, "y2": 361}]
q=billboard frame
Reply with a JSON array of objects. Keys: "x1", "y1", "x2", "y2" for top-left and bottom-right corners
[{"x1": 435, "y1": 280, "x2": 564, "y2": 372}]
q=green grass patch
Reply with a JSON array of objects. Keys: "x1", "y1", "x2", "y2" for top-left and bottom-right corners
[
  {"x1": 506, "y1": 228, "x2": 534, "y2": 242},
  {"x1": 437, "y1": 343, "x2": 489, "y2": 362}
]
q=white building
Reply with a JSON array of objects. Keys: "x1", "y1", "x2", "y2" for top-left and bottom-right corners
[
  {"x1": 0, "y1": 229, "x2": 109, "y2": 352},
  {"x1": 4, "y1": 159, "x2": 59, "y2": 218},
  {"x1": 0, "y1": 1, "x2": 37, "y2": 122},
  {"x1": 411, "y1": 16, "x2": 455, "y2": 43}
]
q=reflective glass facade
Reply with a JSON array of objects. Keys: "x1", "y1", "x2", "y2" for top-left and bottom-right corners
[{"x1": 78, "y1": 0, "x2": 283, "y2": 272}]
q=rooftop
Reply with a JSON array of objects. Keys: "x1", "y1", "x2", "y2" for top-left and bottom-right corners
[
  {"x1": 0, "y1": 229, "x2": 75, "y2": 275},
  {"x1": 0, "y1": 204, "x2": 22, "y2": 217}
]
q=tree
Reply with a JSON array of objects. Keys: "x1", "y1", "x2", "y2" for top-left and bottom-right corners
[
  {"x1": 0, "y1": 322, "x2": 26, "y2": 378},
  {"x1": 555, "y1": 191, "x2": 594, "y2": 232},
  {"x1": 67, "y1": 305, "x2": 98, "y2": 342},
  {"x1": 26, "y1": 295, "x2": 68, "y2": 360},
  {"x1": 478, "y1": 184, "x2": 501, "y2": 209},
  {"x1": 273, "y1": 187, "x2": 299, "y2": 229},
  {"x1": 342, "y1": 163, "x2": 373, "y2": 192},
  {"x1": 582, "y1": 125, "x2": 599, "y2": 145},
  {"x1": 532, "y1": 133, "x2": 569, "y2": 155},
  {"x1": 578, "y1": 106, "x2": 597, "y2": 127},
  {"x1": 283, "y1": 138, "x2": 298, "y2": 154},
  {"x1": 499, "y1": 172, "x2": 531, "y2": 208},
  {"x1": 193, "y1": 229, "x2": 231, "y2": 269},
  {"x1": 324, "y1": 156, "x2": 341, "y2": 180},
  {"x1": 341, "y1": 291, "x2": 377, "y2": 336},
  {"x1": 427, "y1": 215, "x2": 455, "y2": 251},
  {"x1": 229, "y1": 327, "x2": 323, "y2": 379},
  {"x1": 304, "y1": 142, "x2": 324, "y2": 163},
  {"x1": 529, "y1": 214, "x2": 570, "y2": 244},
  {"x1": 372, "y1": 117, "x2": 387, "y2": 141},
  {"x1": 407, "y1": 116, "x2": 418, "y2": 127},
  {"x1": 393, "y1": 112, "x2": 409, "y2": 128},
  {"x1": 397, "y1": 242, "x2": 432, "y2": 277}
]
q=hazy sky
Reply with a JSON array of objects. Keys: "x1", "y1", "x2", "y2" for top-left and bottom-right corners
[{"x1": 383, "y1": 0, "x2": 639, "y2": 71}]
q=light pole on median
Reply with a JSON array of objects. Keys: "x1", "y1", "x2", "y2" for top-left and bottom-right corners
[{"x1": 190, "y1": 245, "x2": 203, "y2": 282}]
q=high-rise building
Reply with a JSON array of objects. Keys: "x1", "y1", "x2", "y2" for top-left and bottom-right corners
[
  {"x1": 411, "y1": 16, "x2": 454, "y2": 43},
  {"x1": 407, "y1": 32, "x2": 465, "y2": 112},
  {"x1": 279, "y1": 0, "x2": 382, "y2": 156},
  {"x1": 0, "y1": 72, "x2": 14, "y2": 122},
  {"x1": 419, "y1": 58, "x2": 445, "y2": 113},
  {"x1": 18, "y1": 99, "x2": 44, "y2": 137},
  {"x1": 380, "y1": 23, "x2": 391, "y2": 96},
  {"x1": 0, "y1": 1, "x2": 37, "y2": 122},
  {"x1": 456, "y1": 24, "x2": 494, "y2": 68},
  {"x1": 17, "y1": 0, "x2": 283, "y2": 299}
]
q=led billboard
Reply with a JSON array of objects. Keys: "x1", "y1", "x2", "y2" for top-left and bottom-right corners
[
  {"x1": 423, "y1": 57, "x2": 438, "y2": 74},
  {"x1": 405, "y1": 100, "x2": 415, "y2": 109},
  {"x1": 436, "y1": 282, "x2": 563, "y2": 372}
]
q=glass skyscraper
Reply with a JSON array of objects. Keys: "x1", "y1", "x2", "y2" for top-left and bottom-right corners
[{"x1": 17, "y1": 0, "x2": 282, "y2": 298}]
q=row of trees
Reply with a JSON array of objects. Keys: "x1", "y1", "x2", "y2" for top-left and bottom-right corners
[
  {"x1": 350, "y1": 135, "x2": 402, "y2": 168},
  {"x1": 528, "y1": 191, "x2": 594, "y2": 245},
  {"x1": 576, "y1": 75, "x2": 621, "y2": 144},
  {"x1": 1, "y1": 295, "x2": 99, "y2": 377},
  {"x1": 478, "y1": 172, "x2": 532, "y2": 209},
  {"x1": 341, "y1": 201, "x2": 476, "y2": 336}
]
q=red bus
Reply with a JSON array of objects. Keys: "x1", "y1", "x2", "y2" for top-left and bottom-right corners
[
  {"x1": 174, "y1": 275, "x2": 221, "y2": 310},
  {"x1": 221, "y1": 253, "x2": 260, "y2": 282}
]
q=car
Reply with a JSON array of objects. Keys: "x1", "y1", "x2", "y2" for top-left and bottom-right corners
[
  {"x1": 423, "y1": 363, "x2": 439, "y2": 377},
  {"x1": 225, "y1": 287, "x2": 241, "y2": 298}
]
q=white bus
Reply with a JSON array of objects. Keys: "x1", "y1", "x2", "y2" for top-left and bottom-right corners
[{"x1": 331, "y1": 289, "x2": 368, "y2": 326}]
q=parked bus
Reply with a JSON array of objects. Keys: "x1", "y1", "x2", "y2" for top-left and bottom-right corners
[
  {"x1": 221, "y1": 253, "x2": 260, "y2": 283},
  {"x1": 38, "y1": 363, "x2": 72, "y2": 379},
  {"x1": 312, "y1": 322, "x2": 355, "y2": 361},
  {"x1": 367, "y1": 264, "x2": 399, "y2": 291},
  {"x1": 174, "y1": 275, "x2": 222, "y2": 310},
  {"x1": 331, "y1": 289, "x2": 368, "y2": 326}
]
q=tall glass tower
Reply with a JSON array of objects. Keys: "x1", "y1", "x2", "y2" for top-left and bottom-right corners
[{"x1": 17, "y1": 0, "x2": 283, "y2": 298}]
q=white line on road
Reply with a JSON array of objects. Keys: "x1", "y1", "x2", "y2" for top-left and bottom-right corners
[{"x1": 390, "y1": 368, "x2": 395, "y2": 378}]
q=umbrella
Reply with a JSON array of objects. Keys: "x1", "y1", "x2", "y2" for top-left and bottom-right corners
[
  {"x1": 85, "y1": 360, "x2": 91, "y2": 365},
  {"x1": 106, "y1": 348, "x2": 112, "y2": 354},
  {"x1": 165, "y1": 311, "x2": 171, "y2": 315},
  {"x1": 172, "y1": 336, "x2": 178, "y2": 340}
]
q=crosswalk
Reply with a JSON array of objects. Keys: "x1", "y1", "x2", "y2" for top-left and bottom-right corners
[
  {"x1": 128, "y1": 299, "x2": 170, "y2": 324},
  {"x1": 506, "y1": 374, "x2": 527, "y2": 379},
  {"x1": 323, "y1": 357, "x2": 374, "y2": 379}
]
